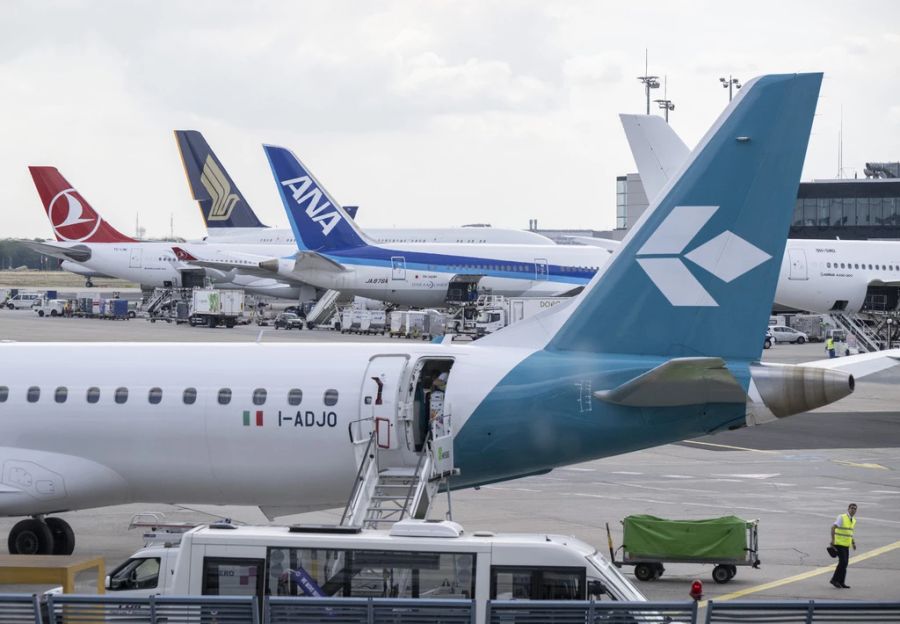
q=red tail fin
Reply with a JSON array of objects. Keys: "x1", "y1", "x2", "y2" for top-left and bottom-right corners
[
  {"x1": 29, "y1": 166, "x2": 136, "y2": 243},
  {"x1": 172, "y1": 246, "x2": 198, "y2": 262}
]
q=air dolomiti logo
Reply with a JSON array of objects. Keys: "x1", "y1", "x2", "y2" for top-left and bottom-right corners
[
  {"x1": 635, "y1": 205, "x2": 770, "y2": 307},
  {"x1": 281, "y1": 175, "x2": 342, "y2": 236},
  {"x1": 201, "y1": 155, "x2": 240, "y2": 221}
]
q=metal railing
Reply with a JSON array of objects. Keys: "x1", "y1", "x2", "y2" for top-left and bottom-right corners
[
  {"x1": 45, "y1": 594, "x2": 258, "y2": 624},
  {"x1": 488, "y1": 599, "x2": 697, "y2": 623},
  {"x1": 0, "y1": 595, "x2": 898, "y2": 624}
]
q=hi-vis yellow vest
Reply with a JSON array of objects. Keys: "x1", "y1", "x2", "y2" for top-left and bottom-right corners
[{"x1": 835, "y1": 513, "x2": 856, "y2": 547}]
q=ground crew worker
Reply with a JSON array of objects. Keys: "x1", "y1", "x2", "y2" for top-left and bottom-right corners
[
  {"x1": 429, "y1": 373, "x2": 449, "y2": 438},
  {"x1": 829, "y1": 503, "x2": 857, "y2": 589},
  {"x1": 826, "y1": 336, "x2": 836, "y2": 358}
]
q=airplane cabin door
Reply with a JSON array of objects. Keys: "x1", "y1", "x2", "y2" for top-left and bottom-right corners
[
  {"x1": 534, "y1": 258, "x2": 549, "y2": 281},
  {"x1": 129, "y1": 248, "x2": 143, "y2": 269},
  {"x1": 359, "y1": 355, "x2": 409, "y2": 451},
  {"x1": 787, "y1": 248, "x2": 808, "y2": 280},
  {"x1": 391, "y1": 256, "x2": 407, "y2": 281}
]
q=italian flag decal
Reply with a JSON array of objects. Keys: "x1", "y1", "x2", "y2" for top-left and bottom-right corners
[{"x1": 243, "y1": 410, "x2": 263, "y2": 427}]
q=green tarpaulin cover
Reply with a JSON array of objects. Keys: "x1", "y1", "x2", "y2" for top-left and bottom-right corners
[{"x1": 623, "y1": 515, "x2": 750, "y2": 561}]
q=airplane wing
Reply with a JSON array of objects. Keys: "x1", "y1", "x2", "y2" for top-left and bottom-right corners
[
  {"x1": 172, "y1": 246, "x2": 285, "y2": 281},
  {"x1": 293, "y1": 251, "x2": 346, "y2": 273},
  {"x1": 562, "y1": 236, "x2": 620, "y2": 251},
  {"x1": 593, "y1": 357, "x2": 747, "y2": 407},
  {"x1": 18, "y1": 240, "x2": 92, "y2": 262},
  {"x1": 799, "y1": 348, "x2": 900, "y2": 379}
]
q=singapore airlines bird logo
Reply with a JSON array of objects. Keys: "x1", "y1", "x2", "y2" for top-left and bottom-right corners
[{"x1": 201, "y1": 155, "x2": 240, "y2": 221}]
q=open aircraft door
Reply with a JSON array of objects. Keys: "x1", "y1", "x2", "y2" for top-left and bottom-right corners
[
  {"x1": 787, "y1": 248, "x2": 808, "y2": 280},
  {"x1": 358, "y1": 355, "x2": 409, "y2": 451}
]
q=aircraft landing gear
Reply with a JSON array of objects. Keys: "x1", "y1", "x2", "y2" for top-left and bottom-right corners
[
  {"x1": 7, "y1": 516, "x2": 75, "y2": 555},
  {"x1": 85, "y1": 278, "x2": 95, "y2": 288}
]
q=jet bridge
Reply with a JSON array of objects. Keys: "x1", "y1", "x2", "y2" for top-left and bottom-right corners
[{"x1": 341, "y1": 355, "x2": 456, "y2": 529}]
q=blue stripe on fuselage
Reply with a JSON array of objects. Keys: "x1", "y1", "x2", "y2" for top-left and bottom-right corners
[{"x1": 452, "y1": 351, "x2": 751, "y2": 489}]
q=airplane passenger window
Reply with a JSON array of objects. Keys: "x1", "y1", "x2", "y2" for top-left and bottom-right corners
[
  {"x1": 183, "y1": 388, "x2": 197, "y2": 405},
  {"x1": 287, "y1": 389, "x2": 303, "y2": 406},
  {"x1": 148, "y1": 388, "x2": 163, "y2": 405},
  {"x1": 115, "y1": 387, "x2": 128, "y2": 404},
  {"x1": 827, "y1": 262, "x2": 831, "y2": 268},
  {"x1": 0, "y1": 386, "x2": 7, "y2": 402},
  {"x1": 27, "y1": 386, "x2": 40, "y2": 403},
  {"x1": 324, "y1": 389, "x2": 339, "y2": 406},
  {"x1": 86, "y1": 387, "x2": 100, "y2": 403},
  {"x1": 252, "y1": 388, "x2": 267, "y2": 406},
  {"x1": 55, "y1": 387, "x2": 67, "y2": 404},
  {"x1": 218, "y1": 388, "x2": 232, "y2": 405}
]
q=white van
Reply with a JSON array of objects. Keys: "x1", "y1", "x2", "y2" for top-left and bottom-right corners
[
  {"x1": 5, "y1": 293, "x2": 41, "y2": 310},
  {"x1": 104, "y1": 519, "x2": 646, "y2": 622}
]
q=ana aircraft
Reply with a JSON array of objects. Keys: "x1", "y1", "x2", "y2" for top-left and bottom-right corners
[
  {"x1": 2, "y1": 73, "x2": 895, "y2": 558},
  {"x1": 175, "y1": 129, "x2": 555, "y2": 246},
  {"x1": 620, "y1": 114, "x2": 900, "y2": 313}
]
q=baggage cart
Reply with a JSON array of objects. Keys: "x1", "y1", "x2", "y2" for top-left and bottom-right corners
[{"x1": 607, "y1": 515, "x2": 760, "y2": 584}]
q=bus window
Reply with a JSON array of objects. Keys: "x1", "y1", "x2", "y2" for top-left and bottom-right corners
[
  {"x1": 267, "y1": 548, "x2": 475, "y2": 599},
  {"x1": 491, "y1": 566, "x2": 584, "y2": 600},
  {"x1": 202, "y1": 557, "x2": 264, "y2": 596}
]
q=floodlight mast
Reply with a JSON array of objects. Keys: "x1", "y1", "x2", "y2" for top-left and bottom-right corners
[
  {"x1": 719, "y1": 75, "x2": 742, "y2": 101},
  {"x1": 637, "y1": 50, "x2": 660, "y2": 115},
  {"x1": 654, "y1": 75, "x2": 674, "y2": 123}
]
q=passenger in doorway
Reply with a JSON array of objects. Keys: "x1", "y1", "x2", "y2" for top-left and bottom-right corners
[
  {"x1": 829, "y1": 503, "x2": 857, "y2": 589},
  {"x1": 429, "y1": 373, "x2": 449, "y2": 438},
  {"x1": 826, "y1": 336, "x2": 836, "y2": 358}
]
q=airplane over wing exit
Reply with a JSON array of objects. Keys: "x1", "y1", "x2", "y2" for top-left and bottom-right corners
[
  {"x1": 620, "y1": 114, "x2": 900, "y2": 314},
  {"x1": 175, "y1": 129, "x2": 555, "y2": 245},
  {"x1": 3, "y1": 73, "x2": 896, "y2": 560}
]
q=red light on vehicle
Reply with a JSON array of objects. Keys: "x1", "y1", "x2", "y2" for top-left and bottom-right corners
[{"x1": 689, "y1": 580, "x2": 703, "y2": 601}]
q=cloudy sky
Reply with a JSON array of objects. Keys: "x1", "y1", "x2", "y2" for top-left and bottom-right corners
[{"x1": 2, "y1": 0, "x2": 899, "y2": 239}]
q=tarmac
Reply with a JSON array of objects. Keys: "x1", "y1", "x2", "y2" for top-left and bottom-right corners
[{"x1": 0, "y1": 309, "x2": 898, "y2": 601}]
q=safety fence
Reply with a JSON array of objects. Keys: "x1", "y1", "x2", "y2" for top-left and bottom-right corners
[{"x1": 2, "y1": 594, "x2": 900, "y2": 624}]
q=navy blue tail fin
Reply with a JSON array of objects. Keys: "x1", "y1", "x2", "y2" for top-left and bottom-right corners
[
  {"x1": 263, "y1": 145, "x2": 369, "y2": 252},
  {"x1": 548, "y1": 73, "x2": 822, "y2": 361},
  {"x1": 175, "y1": 130, "x2": 266, "y2": 229}
]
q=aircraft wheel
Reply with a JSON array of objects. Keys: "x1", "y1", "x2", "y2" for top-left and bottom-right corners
[
  {"x1": 8, "y1": 518, "x2": 54, "y2": 555},
  {"x1": 633, "y1": 563, "x2": 655, "y2": 582},
  {"x1": 46, "y1": 517, "x2": 75, "y2": 555}
]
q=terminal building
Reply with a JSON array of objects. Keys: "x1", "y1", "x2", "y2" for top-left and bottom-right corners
[{"x1": 533, "y1": 163, "x2": 900, "y2": 243}]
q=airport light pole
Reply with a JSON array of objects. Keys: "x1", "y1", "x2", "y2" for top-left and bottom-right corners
[
  {"x1": 637, "y1": 50, "x2": 660, "y2": 115},
  {"x1": 654, "y1": 98, "x2": 674, "y2": 122},
  {"x1": 720, "y1": 75, "x2": 741, "y2": 101}
]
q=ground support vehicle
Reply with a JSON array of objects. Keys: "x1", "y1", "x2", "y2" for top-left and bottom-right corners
[
  {"x1": 789, "y1": 314, "x2": 829, "y2": 342},
  {"x1": 99, "y1": 518, "x2": 647, "y2": 623},
  {"x1": 189, "y1": 289, "x2": 244, "y2": 328},
  {"x1": 35, "y1": 298, "x2": 66, "y2": 317},
  {"x1": 340, "y1": 308, "x2": 387, "y2": 335},
  {"x1": 273, "y1": 312, "x2": 304, "y2": 330},
  {"x1": 389, "y1": 310, "x2": 446, "y2": 339},
  {"x1": 608, "y1": 515, "x2": 760, "y2": 584},
  {"x1": 5, "y1": 292, "x2": 41, "y2": 310}
]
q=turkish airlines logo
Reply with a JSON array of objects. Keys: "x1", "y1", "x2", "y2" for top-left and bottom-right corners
[
  {"x1": 281, "y1": 175, "x2": 343, "y2": 237},
  {"x1": 201, "y1": 155, "x2": 240, "y2": 222},
  {"x1": 48, "y1": 188, "x2": 102, "y2": 242},
  {"x1": 635, "y1": 206, "x2": 771, "y2": 307}
]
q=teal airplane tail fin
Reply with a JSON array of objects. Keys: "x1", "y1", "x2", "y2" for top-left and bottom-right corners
[{"x1": 548, "y1": 73, "x2": 822, "y2": 361}]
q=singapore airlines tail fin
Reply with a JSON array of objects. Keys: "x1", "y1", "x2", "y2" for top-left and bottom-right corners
[
  {"x1": 174, "y1": 130, "x2": 267, "y2": 230},
  {"x1": 263, "y1": 145, "x2": 371, "y2": 253},
  {"x1": 619, "y1": 114, "x2": 690, "y2": 202},
  {"x1": 547, "y1": 74, "x2": 821, "y2": 361},
  {"x1": 28, "y1": 167, "x2": 136, "y2": 243}
]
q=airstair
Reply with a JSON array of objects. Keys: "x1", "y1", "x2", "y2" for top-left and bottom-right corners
[
  {"x1": 306, "y1": 289, "x2": 341, "y2": 328},
  {"x1": 831, "y1": 313, "x2": 886, "y2": 352},
  {"x1": 340, "y1": 356, "x2": 456, "y2": 529}
]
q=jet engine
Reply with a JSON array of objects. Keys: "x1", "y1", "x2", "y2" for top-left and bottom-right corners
[{"x1": 747, "y1": 362, "x2": 854, "y2": 424}]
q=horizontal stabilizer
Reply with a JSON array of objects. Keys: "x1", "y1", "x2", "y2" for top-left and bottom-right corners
[
  {"x1": 20, "y1": 240, "x2": 92, "y2": 262},
  {"x1": 800, "y1": 348, "x2": 900, "y2": 379},
  {"x1": 594, "y1": 357, "x2": 747, "y2": 407}
]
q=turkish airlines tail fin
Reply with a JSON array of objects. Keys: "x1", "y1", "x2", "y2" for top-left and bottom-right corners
[{"x1": 29, "y1": 167, "x2": 135, "y2": 243}]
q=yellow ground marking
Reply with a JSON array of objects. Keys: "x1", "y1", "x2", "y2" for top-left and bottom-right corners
[
  {"x1": 703, "y1": 539, "x2": 900, "y2": 604},
  {"x1": 682, "y1": 440, "x2": 776, "y2": 454},
  {"x1": 833, "y1": 459, "x2": 889, "y2": 470}
]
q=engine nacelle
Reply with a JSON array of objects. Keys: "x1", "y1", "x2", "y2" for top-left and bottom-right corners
[
  {"x1": 258, "y1": 257, "x2": 296, "y2": 279},
  {"x1": 748, "y1": 362, "x2": 854, "y2": 422}
]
